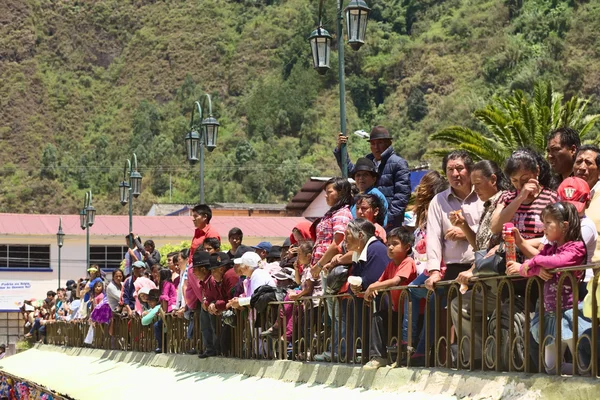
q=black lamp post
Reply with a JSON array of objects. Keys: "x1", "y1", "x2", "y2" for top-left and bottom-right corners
[
  {"x1": 56, "y1": 217, "x2": 64, "y2": 289},
  {"x1": 309, "y1": 0, "x2": 370, "y2": 178},
  {"x1": 119, "y1": 154, "x2": 142, "y2": 246},
  {"x1": 81, "y1": 191, "x2": 95, "y2": 272},
  {"x1": 185, "y1": 94, "x2": 219, "y2": 203}
]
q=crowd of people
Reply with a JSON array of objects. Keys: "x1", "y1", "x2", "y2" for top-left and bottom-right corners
[{"x1": 20, "y1": 126, "x2": 600, "y2": 374}]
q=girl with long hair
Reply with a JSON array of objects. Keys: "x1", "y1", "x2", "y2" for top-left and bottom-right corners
[{"x1": 507, "y1": 202, "x2": 590, "y2": 374}]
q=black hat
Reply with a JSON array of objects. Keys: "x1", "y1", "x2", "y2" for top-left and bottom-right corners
[
  {"x1": 368, "y1": 126, "x2": 392, "y2": 141},
  {"x1": 208, "y1": 252, "x2": 232, "y2": 270},
  {"x1": 234, "y1": 245, "x2": 254, "y2": 259},
  {"x1": 192, "y1": 250, "x2": 211, "y2": 268},
  {"x1": 267, "y1": 245, "x2": 282, "y2": 260},
  {"x1": 282, "y1": 237, "x2": 291, "y2": 247},
  {"x1": 351, "y1": 157, "x2": 378, "y2": 179},
  {"x1": 65, "y1": 280, "x2": 76, "y2": 290}
]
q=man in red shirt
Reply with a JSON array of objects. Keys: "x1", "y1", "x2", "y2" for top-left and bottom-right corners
[
  {"x1": 363, "y1": 227, "x2": 417, "y2": 369},
  {"x1": 185, "y1": 204, "x2": 221, "y2": 354}
]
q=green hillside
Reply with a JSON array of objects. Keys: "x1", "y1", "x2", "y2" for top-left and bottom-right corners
[{"x1": 1, "y1": 0, "x2": 599, "y2": 215}]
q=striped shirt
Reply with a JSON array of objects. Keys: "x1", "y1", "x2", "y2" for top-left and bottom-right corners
[
  {"x1": 311, "y1": 206, "x2": 353, "y2": 265},
  {"x1": 499, "y1": 187, "x2": 558, "y2": 239}
]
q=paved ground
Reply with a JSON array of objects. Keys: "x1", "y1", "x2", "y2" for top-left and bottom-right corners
[{"x1": 0, "y1": 348, "x2": 457, "y2": 400}]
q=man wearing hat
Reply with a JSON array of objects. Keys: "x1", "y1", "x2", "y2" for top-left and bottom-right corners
[
  {"x1": 334, "y1": 126, "x2": 410, "y2": 229},
  {"x1": 350, "y1": 157, "x2": 389, "y2": 226},
  {"x1": 202, "y1": 252, "x2": 239, "y2": 356},
  {"x1": 253, "y1": 241, "x2": 272, "y2": 261},
  {"x1": 189, "y1": 250, "x2": 218, "y2": 358}
]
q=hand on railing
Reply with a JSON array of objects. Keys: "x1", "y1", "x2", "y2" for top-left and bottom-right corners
[
  {"x1": 455, "y1": 268, "x2": 473, "y2": 285},
  {"x1": 425, "y1": 270, "x2": 441, "y2": 291}
]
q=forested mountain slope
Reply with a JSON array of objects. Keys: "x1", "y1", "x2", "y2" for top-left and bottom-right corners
[{"x1": 1, "y1": 0, "x2": 599, "y2": 214}]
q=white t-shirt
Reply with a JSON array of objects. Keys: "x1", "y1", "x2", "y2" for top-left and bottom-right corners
[
  {"x1": 238, "y1": 268, "x2": 276, "y2": 306},
  {"x1": 581, "y1": 216, "x2": 598, "y2": 282}
]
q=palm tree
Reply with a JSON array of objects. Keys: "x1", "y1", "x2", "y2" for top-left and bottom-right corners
[{"x1": 429, "y1": 82, "x2": 600, "y2": 165}]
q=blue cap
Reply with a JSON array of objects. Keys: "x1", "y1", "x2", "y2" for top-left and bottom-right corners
[{"x1": 252, "y1": 241, "x2": 272, "y2": 252}]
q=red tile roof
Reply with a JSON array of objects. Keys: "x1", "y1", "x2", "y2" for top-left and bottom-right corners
[{"x1": 0, "y1": 214, "x2": 307, "y2": 238}]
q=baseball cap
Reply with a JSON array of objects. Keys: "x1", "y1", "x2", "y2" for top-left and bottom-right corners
[
  {"x1": 252, "y1": 241, "x2": 272, "y2": 252},
  {"x1": 282, "y1": 237, "x2": 291, "y2": 247},
  {"x1": 234, "y1": 245, "x2": 254, "y2": 258},
  {"x1": 557, "y1": 177, "x2": 590, "y2": 213},
  {"x1": 234, "y1": 252, "x2": 261, "y2": 268},
  {"x1": 208, "y1": 252, "x2": 232, "y2": 270},
  {"x1": 137, "y1": 287, "x2": 151, "y2": 297},
  {"x1": 87, "y1": 266, "x2": 98, "y2": 272},
  {"x1": 132, "y1": 261, "x2": 146, "y2": 269},
  {"x1": 267, "y1": 245, "x2": 282, "y2": 259},
  {"x1": 273, "y1": 267, "x2": 295, "y2": 281},
  {"x1": 192, "y1": 250, "x2": 211, "y2": 268}
]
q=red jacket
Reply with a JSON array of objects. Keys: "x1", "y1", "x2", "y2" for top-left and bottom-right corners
[{"x1": 203, "y1": 268, "x2": 239, "y2": 311}]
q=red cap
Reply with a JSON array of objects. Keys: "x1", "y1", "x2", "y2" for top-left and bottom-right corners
[{"x1": 557, "y1": 177, "x2": 590, "y2": 213}]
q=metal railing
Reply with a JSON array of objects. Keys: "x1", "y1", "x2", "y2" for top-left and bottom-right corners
[{"x1": 44, "y1": 265, "x2": 600, "y2": 377}]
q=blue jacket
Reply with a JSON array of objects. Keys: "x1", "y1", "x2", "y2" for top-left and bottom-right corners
[
  {"x1": 334, "y1": 145, "x2": 411, "y2": 228},
  {"x1": 347, "y1": 239, "x2": 390, "y2": 293},
  {"x1": 350, "y1": 186, "x2": 389, "y2": 226},
  {"x1": 122, "y1": 276, "x2": 137, "y2": 309}
]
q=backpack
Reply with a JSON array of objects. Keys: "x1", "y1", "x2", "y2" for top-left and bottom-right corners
[{"x1": 485, "y1": 295, "x2": 526, "y2": 370}]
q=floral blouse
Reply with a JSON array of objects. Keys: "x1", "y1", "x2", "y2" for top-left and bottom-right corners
[{"x1": 475, "y1": 191, "x2": 504, "y2": 251}]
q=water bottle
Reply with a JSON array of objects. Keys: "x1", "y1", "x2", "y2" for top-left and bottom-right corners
[{"x1": 503, "y1": 222, "x2": 517, "y2": 263}]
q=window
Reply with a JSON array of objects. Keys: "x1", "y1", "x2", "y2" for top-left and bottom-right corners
[
  {"x1": 90, "y1": 246, "x2": 128, "y2": 270},
  {"x1": 0, "y1": 244, "x2": 51, "y2": 269}
]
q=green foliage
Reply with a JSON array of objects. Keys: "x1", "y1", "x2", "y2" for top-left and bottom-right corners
[
  {"x1": 157, "y1": 241, "x2": 191, "y2": 267},
  {"x1": 2, "y1": 0, "x2": 600, "y2": 214},
  {"x1": 430, "y1": 82, "x2": 600, "y2": 165}
]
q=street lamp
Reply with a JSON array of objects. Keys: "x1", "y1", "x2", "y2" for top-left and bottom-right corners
[
  {"x1": 309, "y1": 0, "x2": 370, "y2": 178},
  {"x1": 119, "y1": 154, "x2": 143, "y2": 246},
  {"x1": 56, "y1": 217, "x2": 64, "y2": 289},
  {"x1": 81, "y1": 191, "x2": 95, "y2": 272},
  {"x1": 185, "y1": 94, "x2": 219, "y2": 203}
]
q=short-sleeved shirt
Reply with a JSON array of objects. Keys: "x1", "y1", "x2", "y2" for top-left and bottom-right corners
[
  {"x1": 499, "y1": 187, "x2": 558, "y2": 240},
  {"x1": 378, "y1": 257, "x2": 417, "y2": 311},
  {"x1": 311, "y1": 206, "x2": 353, "y2": 265}
]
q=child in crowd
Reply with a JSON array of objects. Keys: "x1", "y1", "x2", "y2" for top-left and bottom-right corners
[
  {"x1": 355, "y1": 193, "x2": 387, "y2": 243},
  {"x1": 158, "y1": 268, "x2": 177, "y2": 313},
  {"x1": 507, "y1": 202, "x2": 589, "y2": 374},
  {"x1": 364, "y1": 227, "x2": 417, "y2": 369},
  {"x1": 227, "y1": 228, "x2": 243, "y2": 260},
  {"x1": 204, "y1": 237, "x2": 221, "y2": 254},
  {"x1": 262, "y1": 241, "x2": 322, "y2": 343}
]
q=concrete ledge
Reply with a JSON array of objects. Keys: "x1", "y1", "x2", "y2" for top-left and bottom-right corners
[{"x1": 3, "y1": 345, "x2": 600, "y2": 400}]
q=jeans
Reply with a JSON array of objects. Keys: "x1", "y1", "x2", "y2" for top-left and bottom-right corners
[
  {"x1": 185, "y1": 309, "x2": 194, "y2": 340},
  {"x1": 200, "y1": 308, "x2": 216, "y2": 353},
  {"x1": 154, "y1": 320, "x2": 165, "y2": 351},
  {"x1": 402, "y1": 272, "x2": 434, "y2": 355}
]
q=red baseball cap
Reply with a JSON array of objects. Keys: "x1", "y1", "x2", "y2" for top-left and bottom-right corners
[{"x1": 557, "y1": 177, "x2": 590, "y2": 213}]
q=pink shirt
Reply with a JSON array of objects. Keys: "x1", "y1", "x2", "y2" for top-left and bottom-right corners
[
  {"x1": 426, "y1": 187, "x2": 484, "y2": 272},
  {"x1": 521, "y1": 241, "x2": 586, "y2": 312},
  {"x1": 311, "y1": 206, "x2": 353, "y2": 265},
  {"x1": 159, "y1": 281, "x2": 177, "y2": 312}
]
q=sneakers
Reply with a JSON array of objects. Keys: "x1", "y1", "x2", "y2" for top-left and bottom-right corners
[
  {"x1": 363, "y1": 357, "x2": 388, "y2": 370},
  {"x1": 313, "y1": 351, "x2": 333, "y2": 362},
  {"x1": 260, "y1": 327, "x2": 280, "y2": 338}
]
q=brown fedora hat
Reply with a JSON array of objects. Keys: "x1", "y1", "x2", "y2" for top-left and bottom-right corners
[{"x1": 368, "y1": 126, "x2": 392, "y2": 141}]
